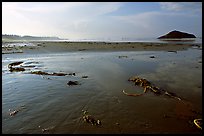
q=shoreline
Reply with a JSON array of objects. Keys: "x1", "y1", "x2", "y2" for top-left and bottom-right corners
[{"x1": 2, "y1": 41, "x2": 202, "y2": 54}]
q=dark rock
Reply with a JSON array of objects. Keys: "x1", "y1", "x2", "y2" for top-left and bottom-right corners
[
  {"x1": 8, "y1": 61, "x2": 24, "y2": 68},
  {"x1": 67, "y1": 81, "x2": 79, "y2": 86},
  {"x1": 52, "y1": 72, "x2": 67, "y2": 76},
  {"x1": 158, "y1": 30, "x2": 196, "y2": 39},
  {"x1": 8, "y1": 61, "x2": 25, "y2": 72},
  {"x1": 82, "y1": 75, "x2": 88, "y2": 78},
  {"x1": 9, "y1": 67, "x2": 25, "y2": 72},
  {"x1": 168, "y1": 50, "x2": 177, "y2": 53},
  {"x1": 118, "y1": 55, "x2": 128, "y2": 58},
  {"x1": 78, "y1": 49, "x2": 86, "y2": 51},
  {"x1": 31, "y1": 71, "x2": 50, "y2": 75},
  {"x1": 31, "y1": 71, "x2": 67, "y2": 76},
  {"x1": 150, "y1": 56, "x2": 155, "y2": 58},
  {"x1": 68, "y1": 73, "x2": 76, "y2": 76}
]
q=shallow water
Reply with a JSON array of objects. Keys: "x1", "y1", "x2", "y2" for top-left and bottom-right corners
[{"x1": 2, "y1": 47, "x2": 202, "y2": 134}]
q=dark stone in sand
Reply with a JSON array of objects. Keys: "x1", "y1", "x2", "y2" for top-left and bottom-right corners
[
  {"x1": 78, "y1": 49, "x2": 86, "y2": 51},
  {"x1": 31, "y1": 71, "x2": 50, "y2": 75},
  {"x1": 68, "y1": 73, "x2": 76, "y2": 76},
  {"x1": 9, "y1": 67, "x2": 25, "y2": 72},
  {"x1": 150, "y1": 56, "x2": 155, "y2": 58},
  {"x1": 82, "y1": 75, "x2": 88, "y2": 78},
  {"x1": 67, "y1": 81, "x2": 79, "y2": 86},
  {"x1": 168, "y1": 50, "x2": 177, "y2": 53},
  {"x1": 8, "y1": 61, "x2": 25, "y2": 72},
  {"x1": 52, "y1": 72, "x2": 67, "y2": 76},
  {"x1": 118, "y1": 55, "x2": 128, "y2": 58},
  {"x1": 31, "y1": 71, "x2": 67, "y2": 76},
  {"x1": 158, "y1": 30, "x2": 196, "y2": 39},
  {"x1": 8, "y1": 61, "x2": 24, "y2": 68}
]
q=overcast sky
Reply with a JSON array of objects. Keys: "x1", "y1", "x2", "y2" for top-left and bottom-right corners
[{"x1": 2, "y1": 2, "x2": 202, "y2": 40}]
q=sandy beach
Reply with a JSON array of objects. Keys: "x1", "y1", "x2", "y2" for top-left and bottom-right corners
[
  {"x1": 2, "y1": 41, "x2": 201, "y2": 54},
  {"x1": 2, "y1": 41, "x2": 202, "y2": 134}
]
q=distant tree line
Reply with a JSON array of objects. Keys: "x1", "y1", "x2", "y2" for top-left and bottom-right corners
[{"x1": 2, "y1": 34, "x2": 62, "y2": 40}]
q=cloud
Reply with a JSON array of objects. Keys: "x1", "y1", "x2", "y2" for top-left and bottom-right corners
[
  {"x1": 2, "y1": 2, "x2": 123, "y2": 38},
  {"x1": 159, "y1": 2, "x2": 202, "y2": 12},
  {"x1": 2, "y1": 2, "x2": 122, "y2": 18},
  {"x1": 2, "y1": 2, "x2": 89, "y2": 14},
  {"x1": 2, "y1": 2, "x2": 202, "y2": 39}
]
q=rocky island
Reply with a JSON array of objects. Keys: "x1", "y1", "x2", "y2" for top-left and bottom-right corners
[{"x1": 158, "y1": 30, "x2": 196, "y2": 39}]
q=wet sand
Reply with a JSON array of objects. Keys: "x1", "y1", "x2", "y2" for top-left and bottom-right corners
[
  {"x1": 2, "y1": 41, "x2": 200, "y2": 54},
  {"x1": 2, "y1": 41, "x2": 202, "y2": 134}
]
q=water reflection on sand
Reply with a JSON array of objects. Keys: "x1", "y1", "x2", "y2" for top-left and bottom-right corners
[{"x1": 2, "y1": 48, "x2": 202, "y2": 134}]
